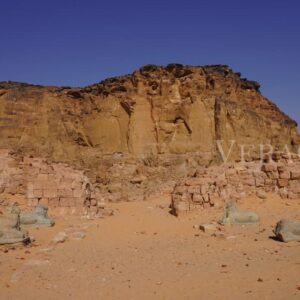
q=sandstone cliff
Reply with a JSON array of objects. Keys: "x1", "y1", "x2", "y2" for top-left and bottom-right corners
[{"x1": 0, "y1": 64, "x2": 299, "y2": 202}]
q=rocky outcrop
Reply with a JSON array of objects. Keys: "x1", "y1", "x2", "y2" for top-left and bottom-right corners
[{"x1": 0, "y1": 64, "x2": 299, "y2": 204}]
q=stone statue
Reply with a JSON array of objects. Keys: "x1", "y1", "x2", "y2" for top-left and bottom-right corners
[
  {"x1": 20, "y1": 204, "x2": 55, "y2": 227},
  {"x1": 219, "y1": 202, "x2": 259, "y2": 225},
  {"x1": 273, "y1": 219, "x2": 300, "y2": 242},
  {"x1": 0, "y1": 207, "x2": 29, "y2": 245}
]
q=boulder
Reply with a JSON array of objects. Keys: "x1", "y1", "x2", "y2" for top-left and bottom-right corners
[
  {"x1": 53, "y1": 232, "x2": 67, "y2": 244},
  {"x1": 199, "y1": 223, "x2": 218, "y2": 233},
  {"x1": 273, "y1": 219, "x2": 300, "y2": 242}
]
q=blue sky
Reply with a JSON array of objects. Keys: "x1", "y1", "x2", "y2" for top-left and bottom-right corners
[{"x1": 1, "y1": 0, "x2": 299, "y2": 125}]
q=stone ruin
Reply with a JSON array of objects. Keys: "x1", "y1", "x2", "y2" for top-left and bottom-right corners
[
  {"x1": 1, "y1": 64, "x2": 300, "y2": 205},
  {"x1": 171, "y1": 152, "x2": 300, "y2": 216},
  {"x1": 0, "y1": 149, "x2": 110, "y2": 217},
  {"x1": 0, "y1": 148, "x2": 115, "y2": 245},
  {"x1": 1, "y1": 65, "x2": 300, "y2": 245},
  {"x1": 1, "y1": 146, "x2": 300, "y2": 220}
]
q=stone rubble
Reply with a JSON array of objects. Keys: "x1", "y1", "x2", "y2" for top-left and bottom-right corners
[
  {"x1": 53, "y1": 232, "x2": 68, "y2": 244},
  {"x1": 172, "y1": 152, "x2": 300, "y2": 216},
  {"x1": 0, "y1": 149, "x2": 112, "y2": 216}
]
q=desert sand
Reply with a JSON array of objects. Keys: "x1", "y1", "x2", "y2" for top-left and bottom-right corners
[{"x1": 1, "y1": 194, "x2": 300, "y2": 300}]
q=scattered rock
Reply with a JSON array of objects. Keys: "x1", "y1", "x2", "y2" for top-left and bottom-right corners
[
  {"x1": 199, "y1": 223, "x2": 218, "y2": 233},
  {"x1": 256, "y1": 191, "x2": 267, "y2": 199},
  {"x1": 53, "y1": 232, "x2": 68, "y2": 244},
  {"x1": 171, "y1": 153, "x2": 300, "y2": 216}
]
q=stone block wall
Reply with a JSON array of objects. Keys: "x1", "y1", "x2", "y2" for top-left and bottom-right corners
[
  {"x1": 171, "y1": 153, "x2": 300, "y2": 215},
  {"x1": 0, "y1": 149, "x2": 94, "y2": 210}
]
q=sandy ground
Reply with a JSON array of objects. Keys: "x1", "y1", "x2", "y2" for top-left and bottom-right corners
[{"x1": 1, "y1": 194, "x2": 300, "y2": 300}]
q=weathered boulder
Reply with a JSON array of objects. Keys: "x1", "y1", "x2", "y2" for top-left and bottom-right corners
[
  {"x1": 273, "y1": 219, "x2": 300, "y2": 242},
  {"x1": 53, "y1": 231, "x2": 67, "y2": 244},
  {"x1": 219, "y1": 202, "x2": 259, "y2": 225}
]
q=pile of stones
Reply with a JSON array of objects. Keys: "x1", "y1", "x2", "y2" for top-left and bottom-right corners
[{"x1": 172, "y1": 152, "x2": 300, "y2": 216}]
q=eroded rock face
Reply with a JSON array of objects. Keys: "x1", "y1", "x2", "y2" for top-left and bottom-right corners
[
  {"x1": 1, "y1": 64, "x2": 299, "y2": 162},
  {"x1": 0, "y1": 64, "x2": 299, "y2": 205}
]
